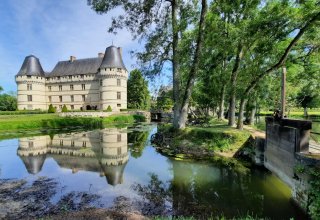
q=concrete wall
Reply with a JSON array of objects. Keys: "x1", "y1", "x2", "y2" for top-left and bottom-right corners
[{"x1": 264, "y1": 117, "x2": 313, "y2": 210}]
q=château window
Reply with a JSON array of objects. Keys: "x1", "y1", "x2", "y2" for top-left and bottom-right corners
[
  {"x1": 69, "y1": 76, "x2": 72, "y2": 79},
  {"x1": 117, "y1": 104, "x2": 121, "y2": 107},
  {"x1": 59, "y1": 85, "x2": 62, "y2": 91},
  {"x1": 82, "y1": 141, "x2": 86, "y2": 147},
  {"x1": 57, "y1": 76, "x2": 60, "y2": 80},
  {"x1": 82, "y1": 95, "x2": 85, "y2": 101},
  {"x1": 117, "y1": 92, "x2": 121, "y2": 100},
  {"x1": 117, "y1": 148, "x2": 122, "y2": 155},
  {"x1": 27, "y1": 76, "x2": 31, "y2": 79},
  {"x1": 71, "y1": 140, "x2": 74, "y2": 147},
  {"x1": 81, "y1": 75, "x2": 84, "y2": 79},
  {"x1": 28, "y1": 141, "x2": 34, "y2": 148},
  {"x1": 48, "y1": 86, "x2": 51, "y2": 91},
  {"x1": 71, "y1": 95, "x2": 74, "y2": 102},
  {"x1": 117, "y1": 134, "x2": 121, "y2": 142},
  {"x1": 100, "y1": 80, "x2": 102, "y2": 86},
  {"x1": 27, "y1": 84, "x2": 32, "y2": 90},
  {"x1": 59, "y1": 96, "x2": 62, "y2": 102},
  {"x1": 48, "y1": 96, "x2": 52, "y2": 102},
  {"x1": 27, "y1": 95, "x2": 32, "y2": 102},
  {"x1": 117, "y1": 68, "x2": 121, "y2": 72},
  {"x1": 71, "y1": 105, "x2": 74, "y2": 110},
  {"x1": 81, "y1": 84, "x2": 85, "y2": 90},
  {"x1": 117, "y1": 79, "x2": 121, "y2": 86},
  {"x1": 60, "y1": 140, "x2": 63, "y2": 146},
  {"x1": 70, "y1": 85, "x2": 74, "y2": 90}
]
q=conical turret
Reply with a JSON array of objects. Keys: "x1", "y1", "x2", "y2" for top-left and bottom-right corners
[
  {"x1": 100, "y1": 46, "x2": 126, "y2": 70},
  {"x1": 16, "y1": 55, "x2": 45, "y2": 77}
]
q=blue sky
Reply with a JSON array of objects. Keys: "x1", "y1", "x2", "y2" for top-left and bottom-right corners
[{"x1": 0, "y1": 0, "x2": 168, "y2": 93}]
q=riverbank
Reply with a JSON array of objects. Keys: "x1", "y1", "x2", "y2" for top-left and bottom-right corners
[
  {"x1": 0, "y1": 113, "x2": 145, "y2": 140},
  {"x1": 152, "y1": 120, "x2": 252, "y2": 160}
]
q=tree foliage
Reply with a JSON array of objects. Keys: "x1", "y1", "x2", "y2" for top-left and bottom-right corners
[
  {"x1": 88, "y1": 0, "x2": 320, "y2": 130},
  {"x1": 0, "y1": 93, "x2": 17, "y2": 111},
  {"x1": 127, "y1": 69, "x2": 151, "y2": 110}
]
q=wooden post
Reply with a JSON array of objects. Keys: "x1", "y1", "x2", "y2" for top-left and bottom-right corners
[{"x1": 281, "y1": 66, "x2": 286, "y2": 118}]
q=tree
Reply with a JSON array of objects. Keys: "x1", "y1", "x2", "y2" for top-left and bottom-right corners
[
  {"x1": 155, "y1": 86, "x2": 173, "y2": 112},
  {"x1": 62, "y1": 105, "x2": 68, "y2": 113},
  {"x1": 106, "y1": 105, "x2": 112, "y2": 112},
  {"x1": 127, "y1": 69, "x2": 150, "y2": 110},
  {"x1": 0, "y1": 94, "x2": 17, "y2": 111},
  {"x1": 88, "y1": 0, "x2": 208, "y2": 129},
  {"x1": 48, "y1": 104, "x2": 56, "y2": 113},
  {"x1": 0, "y1": 86, "x2": 3, "y2": 93}
]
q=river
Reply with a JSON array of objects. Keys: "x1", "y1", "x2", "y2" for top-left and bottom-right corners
[{"x1": 0, "y1": 123, "x2": 309, "y2": 219}]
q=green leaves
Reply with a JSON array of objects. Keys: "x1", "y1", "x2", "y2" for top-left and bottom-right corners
[{"x1": 127, "y1": 69, "x2": 151, "y2": 110}]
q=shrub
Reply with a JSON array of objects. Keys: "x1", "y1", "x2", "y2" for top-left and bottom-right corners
[
  {"x1": 62, "y1": 105, "x2": 68, "y2": 112},
  {"x1": 48, "y1": 104, "x2": 56, "y2": 113},
  {"x1": 106, "y1": 105, "x2": 112, "y2": 112}
]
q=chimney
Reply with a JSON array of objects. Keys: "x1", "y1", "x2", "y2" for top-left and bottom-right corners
[
  {"x1": 118, "y1": 47, "x2": 122, "y2": 56},
  {"x1": 70, "y1": 56, "x2": 76, "y2": 62},
  {"x1": 98, "y1": 53, "x2": 104, "y2": 58}
]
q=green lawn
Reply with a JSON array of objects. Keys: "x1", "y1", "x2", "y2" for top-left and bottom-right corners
[
  {"x1": 0, "y1": 114, "x2": 59, "y2": 130},
  {"x1": 0, "y1": 113, "x2": 145, "y2": 131}
]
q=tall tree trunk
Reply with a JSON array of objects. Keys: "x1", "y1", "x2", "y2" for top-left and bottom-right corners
[
  {"x1": 218, "y1": 85, "x2": 226, "y2": 119},
  {"x1": 237, "y1": 98, "x2": 247, "y2": 130},
  {"x1": 304, "y1": 107, "x2": 308, "y2": 117},
  {"x1": 228, "y1": 44, "x2": 243, "y2": 126},
  {"x1": 249, "y1": 102, "x2": 256, "y2": 125},
  {"x1": 175, "y1": 0, "x2": 208, "y2": 129},
  {"x1": 172, "y1": 0, "x2": 181, "y2": 129}
]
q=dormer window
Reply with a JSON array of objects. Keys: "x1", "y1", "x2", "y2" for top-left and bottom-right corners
[
  {"x1": 27, "y1": 76, "x2": 31, "y2": 79},
  {"x1": 69, "y1": 76, "x2": 72, "y2": 79},
  {"x1": 57, "y1": 76, "x2": 60, "y2": 80},
  {"x1": 81, "y1": 75, "x2": 84, "y2": 79}
]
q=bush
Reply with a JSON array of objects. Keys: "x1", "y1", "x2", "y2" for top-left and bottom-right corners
[
  {"x1": 48, "y1": 104, "x2": 56, "y2": 113},
  {"x1": 106, "y1": 105, "x2": 112, "y2": 112},
  {"x1": 62, "y1": 105, "x2": 68, "y2": 112}
]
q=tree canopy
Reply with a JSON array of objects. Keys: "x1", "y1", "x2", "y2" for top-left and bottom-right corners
[
  {"x1": 88, "y1": 0, "x2": 320, "y2": 129},
  {"x1": 127, "y1": 69, "x2": 151, "y2": 110}
]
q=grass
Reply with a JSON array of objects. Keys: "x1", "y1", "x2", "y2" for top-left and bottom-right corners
[
  {"x1": 159, "y1": 118, "x2": 251, "y2": 153},
  {"x1": 0, "y1": 114, "x2": 146, "y2": 140},
  {"x1": 102, "y1": 114, "x2": 145, "y2": 125}
]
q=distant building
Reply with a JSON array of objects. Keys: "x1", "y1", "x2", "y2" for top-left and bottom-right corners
[{"x1": 15, "y1": 45, "x2": 128, "y2": 111}]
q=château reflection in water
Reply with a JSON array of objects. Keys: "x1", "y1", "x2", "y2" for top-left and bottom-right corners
[{"x1": 17, "y1": 128, "x2": 128, "y2": 186}]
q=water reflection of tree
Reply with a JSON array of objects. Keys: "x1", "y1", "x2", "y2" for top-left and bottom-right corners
[
  {"x1": 131, "y1": 160, "x2": 265, "y2": 219},
  {"x1": 131, "y1": 173, "x2": 172, "y2": 216},
  {"x1": 128, "y1": 131, "x2": 149, "y2": 158},
  {"x1": 170, "y1": 160, "x2": 264, "y2": 219}
]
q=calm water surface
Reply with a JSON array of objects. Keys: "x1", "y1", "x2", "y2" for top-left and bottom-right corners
[{"x1": 0, "y1": 124, "x2": 308, "y2": 219}]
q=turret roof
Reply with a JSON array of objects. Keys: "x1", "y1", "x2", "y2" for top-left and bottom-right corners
[
  {"x1": 16, "y1": 55, "x2": 45, "y2": 77},
  {"x1": 100, "y1": 46, "x2": 127, "y2": 71}
]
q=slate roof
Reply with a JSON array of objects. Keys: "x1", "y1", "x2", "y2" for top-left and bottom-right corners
[
  {"x1": 17, "y1": 45, "x2": 127, "y2": 77},
  {"x1": 16, "y1": 55, "x2": 45, "y2": 77},
  {"x1": 49, "y1": 57, "x2": 103, "y2": 77},
  {"x1": 100, "y1": 46, "x2": 127, "y2": 70}
]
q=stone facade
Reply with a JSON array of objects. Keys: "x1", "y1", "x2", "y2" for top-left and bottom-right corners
[{"x1": 15, "y1": 45, "x2": 128, "y2": 111}]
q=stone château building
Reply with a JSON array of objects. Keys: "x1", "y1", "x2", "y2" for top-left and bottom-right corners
[{"x1": 15, "y1": 45, "x2": 128, "y2": 111}]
